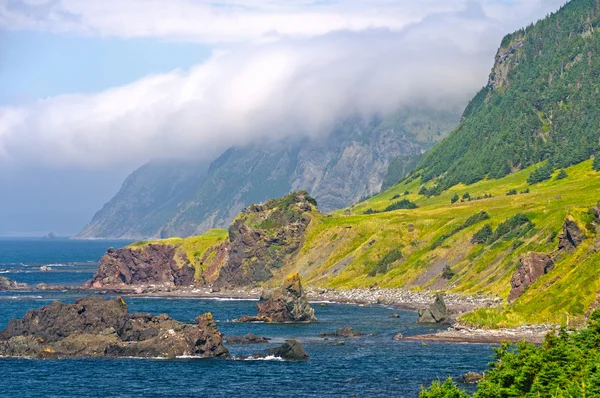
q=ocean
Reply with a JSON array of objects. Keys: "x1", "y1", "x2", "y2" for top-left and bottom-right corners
[{"x1": 0, "y1": 239, "x2": 493, "y2": 397}]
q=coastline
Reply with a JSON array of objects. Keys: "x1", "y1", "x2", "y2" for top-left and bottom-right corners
[{"x1": 7, "y1": 283, "x2": 552, "y2": 344}]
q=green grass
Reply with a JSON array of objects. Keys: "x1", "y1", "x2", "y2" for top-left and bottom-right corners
[{"x1": 129, "y1": 159, "x2": 600, "y2": 327}]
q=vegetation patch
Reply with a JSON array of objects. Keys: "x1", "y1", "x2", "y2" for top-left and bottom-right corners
[{"x1": 421, "y1": 311, "x2": 600, "y2": 397}]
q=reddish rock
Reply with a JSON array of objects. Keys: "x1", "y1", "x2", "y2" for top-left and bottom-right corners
[
  {"x1": 85, "y1": 244, "x2": 195, "y2": 289},
  {"x1": 509, "y1": 253, "x2": 555, "y2": 302}
]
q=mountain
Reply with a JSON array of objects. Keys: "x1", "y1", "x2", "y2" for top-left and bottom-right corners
[
  {"x1": 77, "y1": 108, "x2": 459, "y2": 239},
  {"x1": 415, "y1": 0, "x2": 600, "y2": 190},
  {"x1": 89, "y1": 0, "x2": 600, "y2": 327}
]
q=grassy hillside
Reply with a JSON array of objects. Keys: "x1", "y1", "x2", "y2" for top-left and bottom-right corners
[
  {"x1": 124, "y1": 159, "x2": 600, "y2": 327},
  {"x1": 270, "y1": 159, "x2": 599, "y2": 327}
]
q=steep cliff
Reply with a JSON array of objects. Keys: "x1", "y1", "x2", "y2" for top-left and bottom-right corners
[
  {"x1": 77, "y1": 109, "x2": 459, "y2": 239},
  {"x1": 87, "y1": 192, "x2": 318, "y2": 289}
]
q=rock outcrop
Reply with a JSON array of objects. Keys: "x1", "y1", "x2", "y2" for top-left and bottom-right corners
[
  {"x1": 417, "y1": 294, "x2": 450, "y2": 324},
  {"x1": 463, "y1": 372, "x2": 484, "y2": 384},
  {"x1": 87, "y1": 192, "x2": 317, "y2": 290},
  {"x1": 558, "y1": 217, "x2": 585, "y2": 252},
  {"x1": 236, "y1": 273, "x2": 316, "y2": 323},
  {"x1": 266, "y1": 339, "x2": 309, "y2": 361},
  {"x1": 0, "y1": 297, "x2": 229, "y2": 359},
  {"x1": 509, "y1": 253, "x2": 555, "y2": 302},
  {"x1": 0, "y1": 276, "x2": 27, "y2": 291},
  {"x1": 86, "y1": 244, "x2": 195, "y2": 289},
  {"x1": 214, "y1": 193, "x2": 315, "y2": 287},
  {"x1": 488, "y1": 37, "x2": 524, "y2": 90}
]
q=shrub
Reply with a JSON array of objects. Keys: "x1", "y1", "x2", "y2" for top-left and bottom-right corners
[
  {"x1": 555, "y1": 169, "x2": 568, "y2": 180},
  {"x1": 363, "y1": 208, "x2": 379, "y2": 215},
  {"x1": 384, "y1": 199, "x2": 418, "y2": 212},
  {"x1": 527, "y1": 163, "x2": 553, "y2": 184},
  {"x1": 441, "y1": 266, "x2": 456, "y2": 280},
  {"x1": 451, "y1": 194, "x2": 459, "y2": 204},
  {"x1": 506, "y1": 189, "x2": 517, "y2": 196},
  {"x1": 462, "y1": 192, "x2": 471, "y2": 201},
  {"x1": 520, "y1": 188, "x2": 530, "y2": 194},
  {"x1": 472, "y1": 224, "x2": 493, "y2": 244},
  {"x1": 368, "y1": 248, "x2": 402, "y2": 276},
  {"x1": 421, "y1": 311, "x2": 600, "y2": 397}
]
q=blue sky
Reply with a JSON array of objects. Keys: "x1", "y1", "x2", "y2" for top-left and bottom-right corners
[
  {"x1": 0, "y1": 31, "x2": 211, "y2": 104},
  {"x1": 0, "y1": 0, "x2": 566, "y2": 236}
]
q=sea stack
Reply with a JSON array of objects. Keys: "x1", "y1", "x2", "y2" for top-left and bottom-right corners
[{"x1": 236, "y1": 273, "x2": 317, "y2": 323}]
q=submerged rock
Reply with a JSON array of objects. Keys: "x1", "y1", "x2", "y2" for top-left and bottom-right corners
[
  {"x1": 320, "y1": 327, "x2": 365, "y2": 338},
  {"x1": 0, "y1": 297, "x2": 229, "y2": 359},
  {"x1": 226, "y1": 333, "x2": 270, "y2": 344},
  {"x1": 417, "y1": 294, "x2": 450, "y2": 324},
  {"x1": 509, "y1": 253, "x2": 555, "y2": 302},
  {"x1": 236, "y1": 273, "x2": 316, "y2": 323},
  {"x1": 558, "y1": 217, "x2": 585, "y2": 252},
  {"x1": 392, "y1": 332, "x2": 404, "y2": 340}
]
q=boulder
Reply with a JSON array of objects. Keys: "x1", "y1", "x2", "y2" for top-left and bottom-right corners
[
  {"x1": 417, "y1": 294, "x2": 450, "y2": 324},
  {"x1": 226, "y1": 333, "x2": 270, "y2": 344},
  {"x1": 509, "y1": 253, "x2": 555, "y2": 302},
  {"x1": 558, "y1": 217, "x2": 585, "y2": 252},
  {"x1": 267, "y1": 339, "x2": 309, "y2": 361},
  {"x1": 320, "y1": 327, "x2": 365, "y2": 338},
  {"x1": 463, "y1": 372, "x2": 483, "y2": 384},
  {"x1": 0, "y1": 297, "x2": 229, "y2": 359},
  {"x1": 392, "y1": 332, "x2": 403, "y2": 340},
  {"x1": 236, "y1": 273, "x2": 316, "y2": 323}
]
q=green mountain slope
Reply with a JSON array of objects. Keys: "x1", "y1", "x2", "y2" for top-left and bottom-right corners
[{"x1": 416, "y1": 0, "x2": 600, "y2": 190}]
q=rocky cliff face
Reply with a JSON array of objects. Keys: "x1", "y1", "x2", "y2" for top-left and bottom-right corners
[
  {"x1": 86, "y1": 244, "x2": 196, "y2": 289},
  {"x1": 88, "y1": 192, "x2": 318, "y2": 289},
  {"x1": 0, "y1": 297, "x2": 229, "y2": 359},
  {"x1": 77, "y1": 109, "x2": 459, "y2": 239},
  {"x1": 509, "y1": 253, "x2": 555, "y2": 302}
]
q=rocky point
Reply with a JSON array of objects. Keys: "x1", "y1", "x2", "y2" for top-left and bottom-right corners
[{"x1": 0, "y1": 297, "x2": 229, "y2": 359}]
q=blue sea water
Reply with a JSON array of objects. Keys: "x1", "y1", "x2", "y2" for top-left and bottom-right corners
[{"x1": 0, "y1": 239, "x2": 494, "y2": 397}]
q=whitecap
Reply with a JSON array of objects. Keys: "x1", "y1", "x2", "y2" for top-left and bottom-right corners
[{"x1": 240, "y1": 355, "x2": 284, "y2": 361}]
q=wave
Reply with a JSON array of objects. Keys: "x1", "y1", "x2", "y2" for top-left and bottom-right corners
[{"x1": 239, "y1": 355, "x2": 284, "y2": 361}]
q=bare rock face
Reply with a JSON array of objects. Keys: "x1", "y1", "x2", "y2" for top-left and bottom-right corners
[
  {"x1": 214, "y1": 192, "x2": 315, "y2": 288},
  {"x1": 86, "y1": 244, "x2": 195, "y2": 289},
  {"x1": 236, "y1": 273, "x2": 316, "y2": 323},
  {"x1": 0, "y1": 297, "x2": 229, "y2": 359},
  {"x1": 509, "y1": 253, "x2": 555, "y2": 302},
  {"x1": 558, "y1": 217, "x2": 585, "y2": 253},
  {"x1": 417, "y1": 294, "x2": 450, "y2": 324},
  {"x1": 86, "y1": 191, "x2": 316, "y2": 290},
  {"x1": 488, "y1": 37, "x2": 524, "y2": 90}
]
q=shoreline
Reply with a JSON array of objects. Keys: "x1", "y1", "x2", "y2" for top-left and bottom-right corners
[{"x1": 4, "y1": 284, "x2": 553, "y2": 344}]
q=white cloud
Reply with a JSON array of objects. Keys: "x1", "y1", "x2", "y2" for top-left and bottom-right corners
[
  {"x1": 1, "y1": 0, "x2": 565, "y2": 42},
  {"x1": 0, "y1": 0, "x2": 567, "y2": 168}
]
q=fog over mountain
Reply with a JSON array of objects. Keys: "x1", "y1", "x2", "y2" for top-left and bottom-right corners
[{"x1": 0, "y1": 0, "x2": 565, "y2": 235}]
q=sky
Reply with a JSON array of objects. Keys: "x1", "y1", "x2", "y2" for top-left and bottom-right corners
[{"x1": 0, "y1": 0, "x2": 566, "y2": 236}]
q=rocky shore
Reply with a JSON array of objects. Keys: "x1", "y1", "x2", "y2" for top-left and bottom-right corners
[{"x1": 402, "y1": 323, "x2": 555, "y2": 344}]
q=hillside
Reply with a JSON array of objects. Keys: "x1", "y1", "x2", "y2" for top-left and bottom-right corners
[
  {"x1": 415, "y1": 0, "x2": 600, "y2": 191},
  {"x1": 78, "y1": 108, "x2": 459, "y2": 239},
  {"x1": 92, "y1": 159, "x2": 600, "y2": 327}
]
